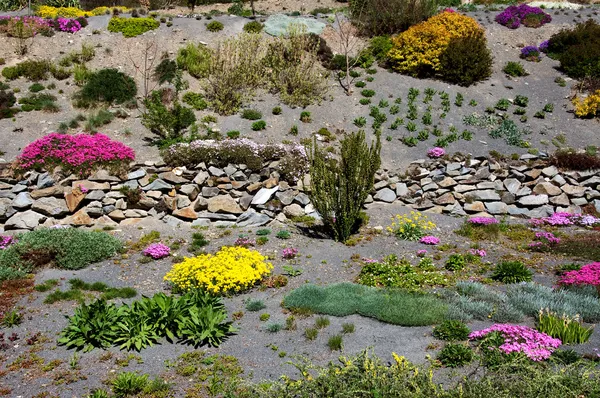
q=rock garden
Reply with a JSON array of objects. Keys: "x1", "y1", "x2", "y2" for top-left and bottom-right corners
[{"x1": 0, "y1": 0, "x2": 600, "y2": 396}]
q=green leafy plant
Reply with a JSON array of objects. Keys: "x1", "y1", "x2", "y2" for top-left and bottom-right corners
[
  {"x1": 245, "y1": 299, "x2": 266, "y2": 312},
  {"x1": 433, "y1": 320, "x2": 470, "y2": 341},
  {"x1": 514, "y1": 95, "x2": 529, "y2": 107},
  {"x1": 107, "y1": 17, "x2": 159, "y2": 37},
  {"x1": 437, "y1": 343, "x2": 473, "y2": 367},
  {"x1": 75, "y1": 68, "x2": 136, "y2": 108},
  {"x1": 276, "y1": 230, "x2": 291, "y2": 239},
  {"x1": 112, "y1": 371, "x2": 148, "y2": 398},
  {"x1": 1, "y1": 309, "x2": 22, "y2": 327},
  {"x1": 491, "y1": 261, "x2": 532, "y2": 283},
  {"x1": 445, "y1": 254, "x2": 466, "y2": 271},
  {"x1": 495, "y1": 98, "x2": 511, "y2": 111},
  {"x1": 272, "y1": 106, "x2": 282, "y2": 115},
  {"x1": 307, "y1": 130, "x2": 381, "y2": 242},
  {"x1": 328, "y1": 334, "x2": 343, "y2": 351},
  {"x1": 300, "y1": 111, "x2": 311, "y2": 123},
  {"x1": 503, "y1": 61, "x2": 528, "y2": 77},
  {"x1": 182, "y1": 92, "x2": 208, "y2": 110},
  {"x1": 536, "y1": 309, "x2": 593, "y2": 344},
  {"x1": 241, "y1": 108, "x2": 262, "y2": 120},
  {"x1": 315, "y1": 316, "x2": 330, "y2": 329},
  {"x1": 305, "y1": 327, "x2": 318, "y2": 340},
  {"x1": 243, "y1": 21, "x2": 263, "y2": 33},
  {"x1": 342, "y1": 323, "x2": 355, "y2": 334}
]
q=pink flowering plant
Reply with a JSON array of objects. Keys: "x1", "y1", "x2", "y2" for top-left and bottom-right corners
[
  {"x1": 0, "y1": 236, "x2": 17, "y2": 250},
  {"x1": 468, "y1": 248, "x2": 486, "y2": 257},
  {"x1": 419, "y1": 236, "x2": 440, "y2": 245},
  {"x1": 557, "y1": 262, "x2": 600, "y2": 295},
  {"x1": 427, "y1": 147, "x2": 445, "y2": 158},
  {"x1": 416, "y1": 249, "x2": 428, "y2": 257},
  {"x1": 282, "y1": 247, "x2": 299, "y2": 259},
  {"x1": 234, "y1": 237, "x2": 255, "y2": 248},
  {"x1": 528, "y1": 231, "x2": 560, "y2": 250},
  {"x1": 468, "y1": 217, "x2": 499, "y2": 226},
  {"x1": 529, "y1": 212, "x2": 599, "y2": 228},
  {"x1": 15, "y1": 133, "x2": 135, "y2": 177},
  {"x1": 52, "y1": 18, "x2": 82, "y2": 33},
  {"x1": 469, "y1": 324, "x2": 561, "y2": 363},
  {"x1": 143, "y1": 243, "x2": 171, "y2": 259}
]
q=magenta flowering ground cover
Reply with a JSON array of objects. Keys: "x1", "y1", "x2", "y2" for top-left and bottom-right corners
[
  {"x1": 468, "y1": 217, "x2": 498, "y2": 225},
  {"x1": 427, "y1": 147, "x2": 445, "y2": 158},
  {"x1": 558, "y1": 262, "x2": 600, "y2": 288},
  {"x1": 0, "y1": 236, "x2": 17, "y2": 250},
  {"x1": 143, "y1": 243, "x2": 171, "y2": 259},
  {"x1": 282, "y1": 247, "x2": 299, "y2": 259},
  {"x1": 16, "y1": 133, "x2": 135, "y2": 176},
  {"x1": 419, "y1": 236, "x2": 440, "y2": 245},
  {"x1": 469, "y1": 324, "x2": 561, "y2": 361}
]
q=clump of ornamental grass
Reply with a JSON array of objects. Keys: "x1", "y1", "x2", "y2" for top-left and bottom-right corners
[{"x1": 536, "y1": 309, "x2": 593, "y2": 345}]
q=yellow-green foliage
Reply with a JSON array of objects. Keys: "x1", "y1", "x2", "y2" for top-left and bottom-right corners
[
  {"x1": 107, "y1": 17, "x2": 160, "y2": 38},
  {"x1": 36, "y1": 5, "x2": 129, "y2": 18},
  {"x1": 164, "y1": 246, "x2": 273, "y2": 294},
  {"x1": 572, "y1": 90, "x2": 600, "y2": 118},
  {"x1": 388, "y1": 11, "x2": 484, "y2": 77}
]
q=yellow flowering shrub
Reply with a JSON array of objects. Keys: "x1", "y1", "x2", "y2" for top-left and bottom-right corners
[
  {"x1": 387, "y1": 211, "x2": 436, "y2": 241},
  {"x1": 36, "y1": 6, "x2": 89, "y2": 18},
  {"x1": 164, "y1": 246, "x2": 273, "y2": 294},
  {"x1": 90, "y1": 6, "x2": 131, "y2": 15},
  {"x1": 388, "y1": 11, "x2": 484, "y2": 77},
  {"x1": 572, "y1": 90, "x2": 600, "y2": 118}
]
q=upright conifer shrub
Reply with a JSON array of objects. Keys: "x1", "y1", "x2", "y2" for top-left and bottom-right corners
[{"x1": 307, "y1": 130, "x2": 381, "y2": 242}]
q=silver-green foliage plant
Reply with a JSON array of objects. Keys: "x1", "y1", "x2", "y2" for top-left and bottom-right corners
[{"x1": 307, "y1": 130, "x2": 381, "y2": 242}]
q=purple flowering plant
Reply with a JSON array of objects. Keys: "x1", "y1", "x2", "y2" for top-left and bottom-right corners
[
  {"x1": 0, "y1": 236, "x2": 17, "y2": 250},
  {"x1": 468, "y1": 217, "x2": 499, "y2": 226},
  {"x1": 282, "y1": 247, "x2": 299, "y2": 259},
  {"x1": 520, "y1": 46, "x2": 542, "y2": 62},
  {"x1": 495, "y1": 4, "x2": 551, "y2": 29},
  {"x1": 234, "y1": 237, "x2": 255, "y2": 248},
  {"x1": 143, "y1": 243, "x2": 170, "y2": 259}
]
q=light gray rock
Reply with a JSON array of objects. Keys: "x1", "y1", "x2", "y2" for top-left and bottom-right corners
[
  {"x1": 374, "y1": 188, "x2": 396, "y2": 203},
  {"x1": 562, "y1": 184, "x2": 587, "y2": 197},
  {"x1": 552, "y1": 174, "x2": 567, "y2": 186},
  {"x1": 11, "y1": 184, "x2": 28, "y2": 193},
  {"x1": 276, "y1": 190, "x2": 296, "y2": 206},
  {"x1": 127, "y1": 169, "x2": 146, "y2": 180},
  {"x1": 12, "y1": 192, "x2": 33, "y2": 210},
  {"x1": 541, "y1": 166, "x2": 559, "y2": 177},
  {"x1": 533, "y1": 182, "x2": 562, "y2": 196},
  {"x1": 454, "y1": 184, "x2": 476, "y2": 193},
  {"x1": 550, "y1": 193, "x2": 570, "y2": 206},
  {"x1": 197, "y1": 211, "x2": 237, "y2": 220},
  {"x1": 202, "y1": 187, "x2": 220, "y2": 197},
  {"x1": 37, "y1": 172, "x2": 55, "y2": 189},
  {"x1": 252, "y1": 186, "x2": 279, "y2": 205},
  {"x1": 571, "y1": 197, "x2": 588, "y2": 206},
  {"x1": 177, "y1": 195, "x2": 192, "y2": 209},
  {"x1": 396, "y1": 183, "x2": 409, "y2": 197},
  {"x1": 159, "y1": 171, "x2": 189, "y2": 184},
  {"x1": 5, "y1": 210, "x2": 47, "y2": 230},
  {"x1": 179, "y1": 184, "x2": 199, "y2": 200},
  {"x1": 208, "y1": 166, "x2": 225, "y2": 177},
  {"x1": 0, "y1": 191, "x2": 16, "y2": 199},
  {"x1": 207, "y1": 196, "x2": 243, "y2": 214},
  {"x1": 515, "y1": 187, "x2": 532, "y2": 197},
  {"x1": 507, "y1": 205, "x2": 530, "y2": 216},
  {"x1": 485, "y1": 201, "x2": 508, "y2": 214},
  {"x1": 518, "y1": 194, "x2": 549, "y2": 206},
  {"x1": 192, "y1": 218, "x2": 211, "y2": 228},
  {"x1": 464, "y1": 201, "x2": 486, "y2": 213},
  {"x1": 124, "y1": 209, "x2": 148, "y2": 218},
  {"x1": 163, "y1": 214, "x2": 184, "y2": 227},
  {"x1": 31, "y1": 197, "x2": 69, "y2": 217},
  {"x1": 236, "y1": 211, "x2": 271, "y2": 227},
  {"x1": 193, "y1": 171, "x2": 209, "y2": 185},
  {"x1": 294, "y1": 192, "x2": 310, "y2": 206},
  {"x1": 467, "y1": 190, "x2": 501, "y2": 201},
  {"x1": 85, "y1": 190, "x2": 106, "y2": 201},
  {"x1": 142, "y1": 179, "x2": 173, "y2": 191},
  {"x1": 437, "y1": 177, "x2": 457, "y2": 188}
]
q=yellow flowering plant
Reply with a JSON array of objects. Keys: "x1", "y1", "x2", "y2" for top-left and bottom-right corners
[
  {"x1": 572, "y1": 90, "x2": 600, "y2": 118},
  {"x1": 387, "y1": 211, "x2": 436, "y2": 241},
  {"x1": 164, "y1": 246, "x2": 273, "y2": 295},
  {"x1": 388, "y1": 11, "x2": 484, "y2": 77}
]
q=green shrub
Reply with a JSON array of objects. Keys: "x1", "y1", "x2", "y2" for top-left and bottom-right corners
[
  {"x1": 283, "y1": 283, "x2": 447, "y2": 326},
  {"x1": 245, "y1": 299, "x2": 266, "y2": 312},
  {"x1": 0, "y1": 228, "x2": 122, "y2": 281},
  {"x1": 514, "y1": 95, "x2": 529, "y2": 107},
  {"x1": 28, "y1": 83, "x2": 45, "y2": 92},
  {"x1": 227, "y1": 130, "x2": 240, "y2": 139},
  {"x1": 75, "y1": 68, "x2": 137, "y2": 107},
  {"x1": 503, "y1": 61, "x2": 528, "y2": 77},
  {"x1": 206, "y1": 20, "x2": 224, "y2": 32},
  {"x1": 350, "y1": 0, "x2": 437, "y2": 36},
  {"x1": 433, "y1": 320, "x2": 470, "y2": 341},
  {"x1": 107, "y1": 17, "x2": 159, "y2": 37},
  {"x1": 84, "y1": 109, "x2": 114, "y2": 132},
  {"x1": 308, "y1": 130, "x2": 380, "y2": 242},
  {"x1": 142, "y1": 90, "x2": 196, "y2": 139},
  {"x1": 438, "y1": 33, "x2": 493, "y2": 87},
  {"x1": 241, "y1": 108, "x2": 262, "y2": 120},
  {"x1": 176, "y1": 43, "x2": 212, "y2": 79},
  {"x1": 368, "y1": 36, "x2": 393, "y2": 62},
  {"x1": 437, "y1": 343, "x2": 473, "y2": 368},
  {"x1": 491, "y1": 261, "x2": 532, "y2": 283},
  {"x1": 272, "y1": 106, "x2": 282, "y2": 115},
  {"x1": 328, "y1": 334, "x2": 343, "y2": 351},
  {"x1": 315, "y1": 316, "x2": 330, "y2": 329},
  {"x1": 304, "y1": 327, "x2": 318, "y2": 340},
  {"x1": 361, "y1": 89, "x2": 375, "y2": 97},
  {"x1": 58, "y1": 290, "x2": 234, "y2": 352},
  {"x1": 19, "y1": 93, "x2": 59, "y2": 112},
  {"x1": 342, "y1": 323, "x2": 355, "y2": 334},
  {"x1": 548, "y1": 20, "x2": 600, "y2": 79},
  {"x1": 1, "y1": 60, "x2": 51, "y2": 81},
  {"x1": 251, "y1": 120, "x2": 266, "y2": 131},
  {"x1": 243, "y1": 21, "x2": 263, "y2": 33},
  {"x1": 182, "y1": 92, "x2": 208, "y2": 110},
  {"x1": 537, "y1": 309, "x2": 593, "y2": 344}
]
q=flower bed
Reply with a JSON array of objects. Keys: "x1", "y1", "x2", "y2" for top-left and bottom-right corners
[
  {"x1": 0, "y1": 16, "x2": 53, "y2": 37},
  {"x1": 15, "y1": 133, "x2": 135, "y2": 177},
  {"x1": 529, "y1": 212, "x2": 600, "y2": 227},
  {"x1": 163, "y1": 139, "x2": 308, "y2": 182},
  {"x1": 558, "y1": 262, "x2": 600, "y2": 294},
  {"x1": 495, "y1": 4, "x2": 551, "y2": 29}
]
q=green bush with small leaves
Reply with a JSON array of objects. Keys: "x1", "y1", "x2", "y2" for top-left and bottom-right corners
[
  {"x1": 503, "y1": 61, "x2": 528, "y2": 77},
  {"x1": 251, "y1": 120, "x2": 266, "y2": 131},
  {"x1": 243, "y1": 21, "x2": 263, "y2": 33},
  {"x1": 241, "y1": 108, "x2": 262, "y2": 120},
  {"x1": 75, "y1": 68, "x2": 136, "y2": 107},
  {"x1": 433, "y1": 320, "x2": 470, "y2": 341},
  {"x1": 437, "y1": 343, "x2": 473, "y2": 367},
  {"x1": 206, "y1": 20, "x2": 224, "y2": 32},
  {"x1": 107, "y1": 17, "x2": 159, "y2": 37}
]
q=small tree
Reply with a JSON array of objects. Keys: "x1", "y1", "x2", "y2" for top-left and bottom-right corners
[
  {"x1": 334, "y1": 13, "x2": 366, "y2": 95},
  {"x1": 307, "y1": 130, "x2": 381, "y2": 242}
]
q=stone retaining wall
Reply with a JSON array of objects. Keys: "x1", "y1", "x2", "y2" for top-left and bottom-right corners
[{"x1": 0, "y1": 154, "x2": 598, "y2": 230}]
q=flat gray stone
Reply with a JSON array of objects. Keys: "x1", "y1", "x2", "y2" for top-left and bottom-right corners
[
  {"x1": 562, "y1": 184, "x2": 587, "y2": 197},
  {"x1": 208, "y1": 166, "x2": 225, "y2": 177},
  {"x1": 541, "y1": 166, "x2": 559, "y2": 177},
  {"x1": 142, "y1": 179, "x2": 173, "y2": 191},
  {"x1": 127, "y1": 169, "x2": 147, "y2": 180},
  {"x1": 374, "y1": 188, "x2": 396, "y2": 203},
  {"x1": 485, "y1": 201, "x2": 508, "y2": 214},
  {"x1": 31, "y1": 197, "x2": 69, "y2": 217},
  {"x1": 192, "y1": 218, "x2": 211, "y2": 227},
  {"x1": 467, "y1": 190, "x2": 501, "y2": 201},
  {"x1": 180, "y1": 184, "x2": 199, "y2": 200},
  {"x1": 283, "y1": 203, "x2": 304, "y2": 218},
  {"x1": 5, "y1": 210, "x2": 47, "y2": 230},
  {"x1": 37, "y1": 172, "x2": 55, "y2": 189},
  {"x1": 518, "y1": 194, "x2": 549, "y2": 206},
  {"x1": 395, "y1": 183, "x2": 409, "y2": 197},
  {"x1": 276, "y1": 190, "x2": 296, "y2": 206},
  {"x1": 202, "y1": 187, "x2": 220, "y2": 197},
  {"x1": 236, "y1": 211, "x2": 271, "y2": 227},
  {"x1": 86, "y1": 190, "x2": 106, "y2": 201},
  {"x1": 163, "y1": 214, "x2": 184, "y2": 227},
  {"x1": 12, "y1": 192, "x2": 33, "y2": 209},
  {"x1": 550, "y1": 193, "x2": 570, "y2": 206},
  {"x1": 193, "y1": 171, "x2": 209, "y2": 185},
  {"x1": 533, "y1": 182, "x2": 561, "y2": 196},
  {"x1": 11, "y1": 184, "x2": 28, "y2": 193},
  {"x1": 294, "y1": 192, "x2": 310, "y2": 206}
]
